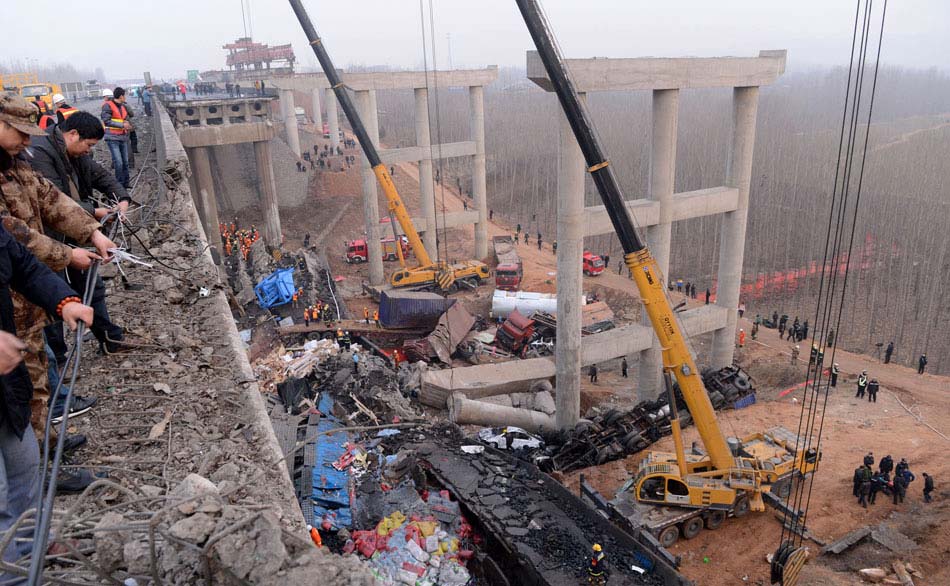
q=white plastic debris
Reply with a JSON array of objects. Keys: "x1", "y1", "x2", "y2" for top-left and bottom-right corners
[
  {"x1": 424, "y1": 534, "x2": 439, "y2": 553},
  {"x1": 198, "y1": 286, "x2": 210, "y2": 298},
  {"x1": 404, "y1": 538, "x2": 429, "y2": 563},
  {"x1": 460, "y1": 445, "x2": 485, "y2": 454}
]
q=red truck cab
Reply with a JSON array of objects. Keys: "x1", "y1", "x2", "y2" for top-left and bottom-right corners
[
  {"x1": 583, "y1": 251, "x2": 605, "y2": 276},
  {"x1": 494, "y1": 309, "x2": 535, "y2": 355},
  {"x1": 495, "y1": 262, "x2": 523, "y2": 291},
  {"x1": 345, "y1": 237, "x2": 410, "y2": 263}
]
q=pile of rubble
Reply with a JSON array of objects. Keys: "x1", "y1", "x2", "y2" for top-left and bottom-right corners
[
  {"x1": 345, "y1": 491, "x2": 476, "y2": 586},
  {"x1": 90, "y1": 474, "x2": 372, "y2": 585}
]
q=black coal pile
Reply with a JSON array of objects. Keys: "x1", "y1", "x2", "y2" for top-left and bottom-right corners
[{"x1": 407, "y1": 425, "x2": 671, "y2": 586}]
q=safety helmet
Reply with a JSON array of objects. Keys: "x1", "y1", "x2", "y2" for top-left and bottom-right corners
[
  {"x1": 345, "y1": 331, "x2": 349, "y2": 335},
  {"x1": 592, "y1": 544, "x2": 602, "y2": 552},
  {"x1": 834, "y1": 363, "x2": 839, "y2": 367},
  {"x1": 862, "y1": 370, "x2": 867, "y2": 375},
  {"x1": 52, "y1": 93, "x2": 66, "y2": 106}
]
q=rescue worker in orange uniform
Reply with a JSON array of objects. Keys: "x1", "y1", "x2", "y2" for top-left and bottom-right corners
[
  {"x1": 363, "y1": 307, "x2": 370, "y2": 324},
  {"x1": 292, "y1": 291, "x2": 299, "y2": 308},
  {"x1": 738, "y1": 328, "x2": 746, "y2": 348},
  {"x1": 373, "y1": 309, "x2": 380, "y2": 328},
  {"x1": 303, "y1": 307, "x2": 310, "y2": 327},
  {"x1": 35, "y1": 100, "x2": 55, "y2": 130}
]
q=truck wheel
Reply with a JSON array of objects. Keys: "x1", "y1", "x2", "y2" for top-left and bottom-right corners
[
  {"x1": 734, "y1": 376, "x2": 751, "y2": 391},
  {"x1": 704, "y1": 510, "x2": 726, "y2": 530},
  {"x1": 622, "y1": 431, "x2": 643, "y2": 452},
  {"x1": 658, "y1": 526, "x2": 679, "y2": 548},
  {"x1": 682, "y1": 517, "x2": 704, "y2": 539},
  {"x1": 733, "y1": 495, "x2": 750, "y2": 517},
  {"x1": 603, "y1": 411, "x2": 624, "y2": 428},
  {"x1": 584, "y1": 270, "x2": 590, "y2": 276}
]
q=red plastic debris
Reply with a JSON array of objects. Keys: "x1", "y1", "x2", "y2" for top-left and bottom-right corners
[{"x1": 402, "y1": 562, "x2": 426, "y2": 577}]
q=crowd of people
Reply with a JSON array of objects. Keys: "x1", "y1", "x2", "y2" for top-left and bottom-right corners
[
  {"x1": 0, "y1": 90, "x2": 142, "y2": 576},
  {"x1": 853, "y1": 453, "x2": 935, "y2": 508},
  {"x1": 219, "y1": 220, "x2": 261, "y2": 261}
]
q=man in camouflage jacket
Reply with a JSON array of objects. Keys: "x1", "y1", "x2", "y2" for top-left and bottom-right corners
[{"x1": 0, "y1": 92, "x2": 115, "y2": 435}]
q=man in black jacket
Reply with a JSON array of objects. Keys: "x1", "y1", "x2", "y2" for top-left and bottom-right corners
[
  {"x1": 25, "y1": 112, "x2": 131, "y2": 360},
  {"x1": 0, "y1": 223, "x2": 92, "y2": 575}
]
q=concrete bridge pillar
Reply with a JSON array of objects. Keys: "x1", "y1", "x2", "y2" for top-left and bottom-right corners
[
  {"x1": 356, "y1": 89, "x2": 385, "y2": 286},
  {"x1": 279, "y1": 89, "x2": 301, "y2": 157},
  {"x1": 638, "y1": 88, "x2": 679, "y2": 400},
  {"x1": 711, "y1": 86, "x2": 760, "y2": 368},
  {"x1": 326, "y1": 88, "x2": 340, "y2": 151},
  {"x1": 187, "y1": 146, "x2": 223, "y2": 261},
  {"x1": 555, "y1": 93, "x2": 586, "y2": 431},
  {"x1": 253, "y1": 140, "x2": 282, "y2": 246},
  {"x1": 310, "y1": 88, "x2": 322, "y2": 127},
  {"x1": 414, "y1": 88, "x2": 438, "y2": 259},
  {"x1": 470, "y1": 85, "x2": 488, "y2": 260}
]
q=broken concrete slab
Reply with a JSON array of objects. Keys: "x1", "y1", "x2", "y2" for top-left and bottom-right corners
[
  {"x1": 823, "y1": 523, "x2": 918, "y2": 556},
  {"x1": 448, "y1": 392, "x2": 556, "y2": 434},
  {"x1": 871, "y1": 524, "x2": 919, "y2": 553},
  {"x1": 822, "y1": 526, "x2": 872, "y2": 554},
  {"x1": 420, "y1": 358, "x2": 554, "y2": 407}
]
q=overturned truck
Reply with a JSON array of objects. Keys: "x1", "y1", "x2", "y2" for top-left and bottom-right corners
[{"x1": 542, "y1": 365, "x2": 756, "y2": 473}]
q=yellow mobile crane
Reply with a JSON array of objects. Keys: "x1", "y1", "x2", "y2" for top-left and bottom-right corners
[
  {"x1": 516, "y1": 1, "x2": 815, "y2": 583},
  {"x1": 289, "y1": 1, "x2": 490, "y2": 292}
]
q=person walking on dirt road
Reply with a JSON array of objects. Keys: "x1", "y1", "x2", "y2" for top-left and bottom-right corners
[
  {"x1": 918, "y1": 354, "x2": 927, "y2": 374},
  {"x1": 884, "y1": 341, "x2": 894, "y2": 363},
  {"x1": 621, "y1": 358, "x2": 628, "y2": 378},
  {"x1": 589, "y1": 364, "x2": 598, "y2": 384},
  {"x1": 922, "y1": 473, "x2": 935, "y2": 503}
]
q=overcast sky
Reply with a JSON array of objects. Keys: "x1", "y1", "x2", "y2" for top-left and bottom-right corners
[{"x1": 4, "y1": 0, "x2": 947, "y2": 80}]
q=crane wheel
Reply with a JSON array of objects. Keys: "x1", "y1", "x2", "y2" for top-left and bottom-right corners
[
  {"x1": 657, "y1": 526, "x2": 679, "y2": 548},
  {"x1": 704, "y1": 510, "x2": 726, "y2": 529},
  {"x1": 733, "y1": 495, "x2": 751, "y2": 517},
  {"x1": 682, "y1": 517, "x2": 704, "y2": 539}
]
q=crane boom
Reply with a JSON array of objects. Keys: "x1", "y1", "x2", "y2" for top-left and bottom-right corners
[
  {"x1": 515, "y1": 0, "x2": 734, "y2": 471},
  {"x1": 288, "y1": 0, "x2": 433, "y2": 268}
]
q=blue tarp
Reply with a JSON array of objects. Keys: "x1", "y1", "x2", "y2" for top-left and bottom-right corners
[
  {"x1": 254, "y1": 267, "x2": 296, "y2": 309},
  {"x1": 311, "y1": 393, "x2": 353, "y2": 529}
]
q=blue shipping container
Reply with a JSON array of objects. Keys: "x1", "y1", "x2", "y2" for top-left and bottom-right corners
[{"x1": 378, "y1": 290, "x2": 455, "y2": 329}]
